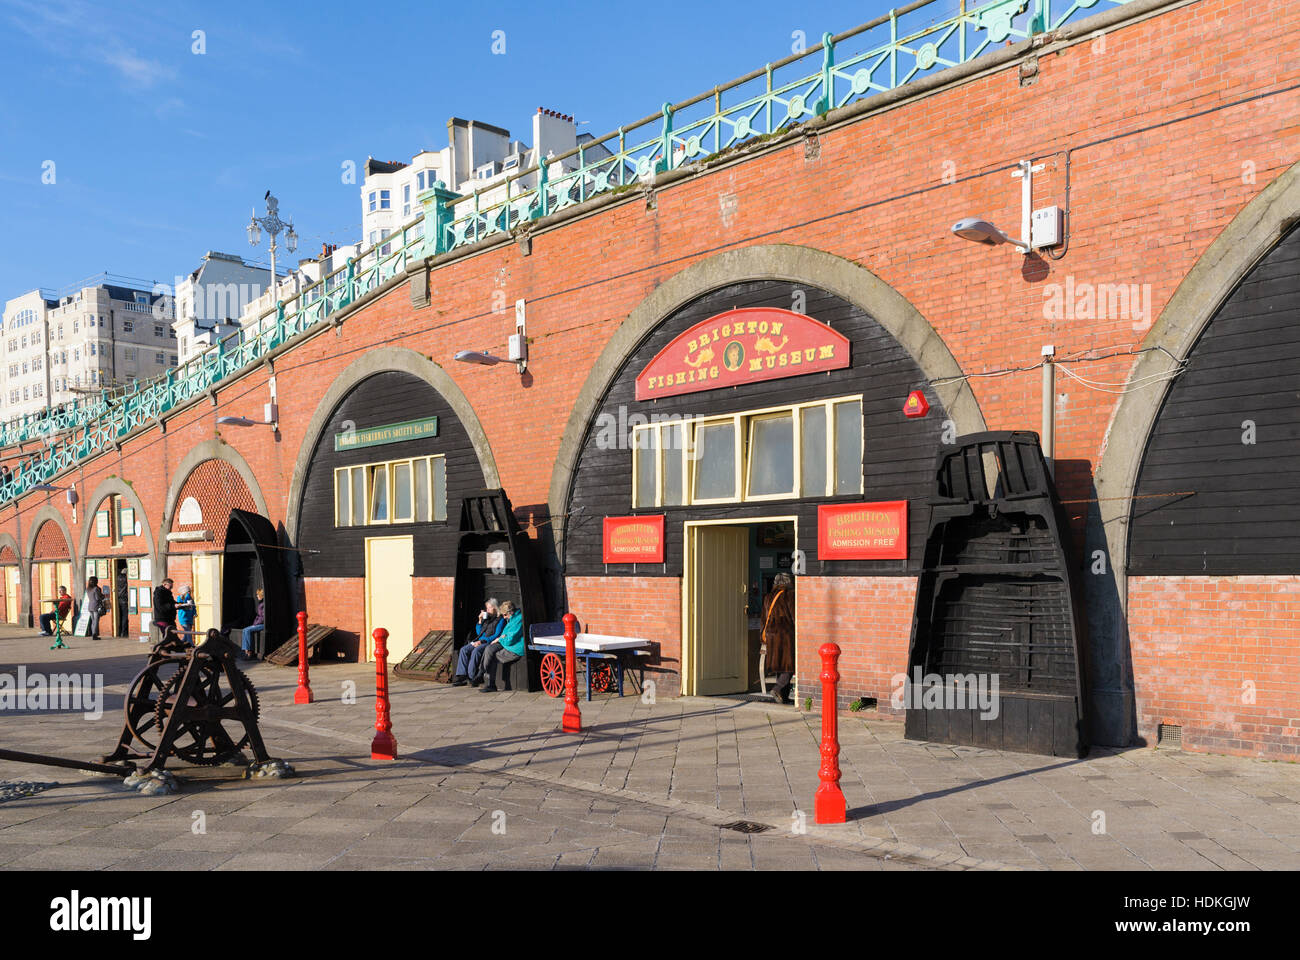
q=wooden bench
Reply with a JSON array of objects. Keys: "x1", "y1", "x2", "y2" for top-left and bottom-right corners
[{"x1": 265, "y1": 624, "x2": 338, "y2": 666}]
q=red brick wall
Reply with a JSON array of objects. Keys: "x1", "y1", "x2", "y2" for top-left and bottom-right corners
[
  {"x1": 84, "y1": 495, "x2": 148, "y2": 557},
  {"x1": 566, "y1": 576, "x2": 682, "y2": 697},
  {"x1": 1128, "y1": 576, "x2": 1300, "y2": 760},
  {"x1": 304, "y1": 576, "x2": 366, "y2": 661},
  {"x1": 168, "y1": 458, "x2": 257, "y2": 553},
  {"x1": 32, "y1": 521, "x2": 69, "y2": 560},
  {"x1": 796, "y1": 576, "x2": 918, "y2": 714},
  {"x1": 412, "y1": 576, "x2": 455, "y2": 638}
]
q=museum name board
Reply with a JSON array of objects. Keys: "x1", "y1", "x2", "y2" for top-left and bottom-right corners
[
  {"x1": 603, "y1": 515, "x2": 665, "y2": 563},
  {"x1": 635, "y1": 307, "x2": 851, "y2": 401},
  {"x1": 818, "y1": 501, "x2": 908, "y2": 560}
]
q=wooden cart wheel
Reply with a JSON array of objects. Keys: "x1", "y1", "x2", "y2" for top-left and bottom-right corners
[
  {"x1": 591, "y1": 662, "x2": 616, "y2": 693},
  {"x1": 540, "y1": 652, "x2": 564, "y2": 698}
]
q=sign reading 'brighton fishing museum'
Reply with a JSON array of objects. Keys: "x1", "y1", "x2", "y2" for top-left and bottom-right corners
[{"x1": 635, "y1": 307, "x2": 851, "y2": 400}]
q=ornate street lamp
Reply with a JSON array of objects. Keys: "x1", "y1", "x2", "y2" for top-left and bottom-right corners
[{"x1": 247, "y1": 191, "x2": 298, "y2": 298}]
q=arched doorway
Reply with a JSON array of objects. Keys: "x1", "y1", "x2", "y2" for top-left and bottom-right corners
[
  {"x1": 560, "y1": 269, "x2": 970, "y2": 703},
  {"x1": 28, "y1": 515, "x2": 73, "y2": 636},
  {"x1": 1124, "y1": 221, "x2": 1300, "y2": 756},
  {"x1": 0, "y1": 539, "x2": 20, "y2": 625},
  {"x1": 80, "y1": 480, "x2": 156, "y2": 639},
  {"x1": 289, "y1": 352, "x2": 496, "y2": 664}
]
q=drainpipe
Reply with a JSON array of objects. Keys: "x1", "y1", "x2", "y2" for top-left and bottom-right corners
[{"x1": 1041, "y1": 344, "x2": 1055, "y2": 477}]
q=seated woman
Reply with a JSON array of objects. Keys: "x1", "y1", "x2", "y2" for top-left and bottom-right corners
[
  {"x1": 240, "y1": 588, "x2": 265, "y2": 660},
  {"x1": 477, "y1": 600, "x2": 525, "y2": 693},
  {"x1": 450, "y1": 599, "x2": 503, "y2": 686}
]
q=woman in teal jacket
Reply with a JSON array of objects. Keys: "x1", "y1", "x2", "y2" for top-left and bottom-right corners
[{"x1": 478, "y1": 600, "x2": 525, "y2": 692}]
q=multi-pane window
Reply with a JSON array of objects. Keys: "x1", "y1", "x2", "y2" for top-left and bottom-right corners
[
  {"x1": 379, "y1": 189, "x2": 390, "y2": 209},
  {"x1": 334, "y1": 455, "x2": 447, "y2": 527},
  {"x1": 631, "y1": 396, "x2": 863, "y2": 508}
]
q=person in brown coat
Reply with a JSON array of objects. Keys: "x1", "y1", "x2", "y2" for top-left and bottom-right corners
[{"x1": 761, "y1": 572, "x2": 796, "y2": 704}]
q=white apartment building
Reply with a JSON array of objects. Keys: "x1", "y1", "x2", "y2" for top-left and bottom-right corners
[
  {"x1": 173, "y1": 251, "x2": 279, "y2": 363},
  {"x1": 2, "y1": 279, "x2": 177, "y2": 423},
  {"x1": 360, "y1": 110, "x2": 609, "y2": 253}
]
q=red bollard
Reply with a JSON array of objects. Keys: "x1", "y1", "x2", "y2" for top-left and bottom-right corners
[
  {"x1": 814, "y1": 642, "x2": 847, "y2": 824},
  {"x1": 370, "y1": 627, "x2": 398, "y2": 760},
  {"x1": 294, "y1": 611, "x2": 314, "y2": 704},
  {"x1": 561, "y1": 612, "x2": 582, "y2": 733}
]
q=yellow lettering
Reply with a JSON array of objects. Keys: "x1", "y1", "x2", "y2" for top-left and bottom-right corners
[
  {"x1": 675, "y1": 372, "x2": 686, "y2": 385},
  {"x1": 759, "y1": 321, "x2": 768, "y2": 334},
  {"x1": 790, "y1": 351, "x2": 801, "y2": 365},
  {"x1": 804, "y1": 348, "x2": 815, "y2": 362},
  {"x1": 778, "y1": 353, "x2": 788, "y2": 367},
  {"x1": 747, "y1": 320, "x2": 757, "y2": 334},
  {"x1": 771, "y1": 321, "x2": 783, "y2": 336},
  {"x1": 748, "y1": 359, "x2": 762, "y2": 372},
  {"x1": 819, "y1": 345, "x2": 834, "y2": 359}
]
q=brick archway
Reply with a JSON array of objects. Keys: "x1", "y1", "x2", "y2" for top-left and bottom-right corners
[
  {"x1": 156, "y1": 440, "x2": 268, "y2": 584},
  {"x1": 76, "y1": 477, "x2": 158, "y2": 584},
  {"x1": 0, "y1": 532, "x2": 21, "y2": 626},
  {"x1": 1088, "y1": 157, "x2": 1300, "y2": 746}
]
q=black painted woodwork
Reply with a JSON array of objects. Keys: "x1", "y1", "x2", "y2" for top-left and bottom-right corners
[
  {"x1": 563, "y1": 280, "x2": 949, "y2": 578},
  {"x1": 296, "y1": 371, "x2": 488, "y2": 579},
  {"x1": 1129, "y1": 224, "x2": 1300, "y2": 575}
]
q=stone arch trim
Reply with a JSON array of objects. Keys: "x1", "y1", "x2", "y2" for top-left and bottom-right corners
[
  {"x1": 1093, "y1": 159, "x2": 1300, "y2": 595},
  {"x1": 76, "y1": 476, "x2": 159, "y2": 584},
  {"x1": 546, "y1": 242, "x2": 986, "y2": 538},
  {"x1": 22, "y1": 505, "x2": 76, "y2": 625},
  {"x1": 157, "y1": 440, "x2": 269, "y2": 584},
  {"x1": 284, "y1": 346, "x2": 500, "y2": 547}
]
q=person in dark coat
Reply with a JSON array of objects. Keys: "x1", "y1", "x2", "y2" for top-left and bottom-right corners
[
  {"x1": 152, "y1": 578, "x2": 177, "y2": 639},
  {"x1": 761, "y1": 573, "x2": 796, "y2": 704}
]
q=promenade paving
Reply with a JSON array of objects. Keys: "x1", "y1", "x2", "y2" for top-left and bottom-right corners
[{"x1": 0, "y1": 625, "x2": 1296, "y2": 871}]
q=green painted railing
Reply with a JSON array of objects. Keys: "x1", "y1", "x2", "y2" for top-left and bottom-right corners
[{"x1": 0, "y1": 0, "x2": 1132, "y2": 505}]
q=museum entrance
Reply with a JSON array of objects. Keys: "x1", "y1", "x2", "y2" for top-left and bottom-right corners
[{"x1": 683, "y1": 518, "x2": 797, "y2": 698}]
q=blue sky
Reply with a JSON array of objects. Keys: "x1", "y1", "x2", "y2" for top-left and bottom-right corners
[{"x1": 0, "y1": 0, "x2": 924, "y2": 300}]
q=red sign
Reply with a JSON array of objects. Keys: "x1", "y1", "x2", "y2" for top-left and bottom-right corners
[
  {"x1": 635, "y1": 307, "x2": 850, "y2": 401},
  {"x1": 817, "y1": 501, "x2": 908, "y2": 560},
  {"x1": 903, "y1": 390, "x2": 930, "y2": 418},
  {"x1": 602, "y1": 515, "x2": 665, "y2": 563}
]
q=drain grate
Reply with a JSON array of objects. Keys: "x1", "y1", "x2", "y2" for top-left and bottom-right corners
[
  {"x1": 1157, "y1": 723, "x2": 1183, "y2": 748},
  {"x1": 720, "y1": 820, "x2": 773, "y2": 834}
]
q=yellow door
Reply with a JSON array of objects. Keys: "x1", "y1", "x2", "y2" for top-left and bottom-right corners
[
  {"x1": 3, "y1": 567, "x2": 19, "y2": 624},
  {"x1": 36, "y1": 562, "x2": 56, "y2": 617},
  {"x1": 365, "y1": 536, "x2": 414, "y2": 663},
  {"x1": 191, "y1": 554, "x2": 222, "y2": 635},
  {"x1": 687, "y1": 525, "x2": 749, "y2": 695}
]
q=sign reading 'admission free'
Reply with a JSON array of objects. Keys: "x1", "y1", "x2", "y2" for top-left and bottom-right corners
[{"x1": 334, "y1": 416, "x2": 439, "y2": 452}]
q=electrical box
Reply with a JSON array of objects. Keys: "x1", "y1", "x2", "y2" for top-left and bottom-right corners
[
  {"x1": 508, "y1": 334, "x2": 527, "y2": 362},
  {"x1": 1031, "y1": 206, "x2": 1062, "y2": 249}
]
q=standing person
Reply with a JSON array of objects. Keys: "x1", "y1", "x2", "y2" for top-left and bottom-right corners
[
  {"x1": 115, "y1": 566, "x2": 129, "y2": 636},
  {"x1": 152, "y1": 578, "x2": 178, "y2": 640},
  {"x1": 761, "y1": 573, "x2": 796, "y2": 705},
  {"x1": 478, "y1": 600, "x2": 525, "y2": 693},
  {"x1": 451, "y1": 598, "x2": 502, "y2": 686},
  {"x1": 39, "y1": 586, "x2": 72, "y2": 636},
  {"x1": 81, "y1": 576, "x2": 105, "y2": 639},
  {"x1": 175, "y1": 585, "x2": 197, "y2": 645},
  {"x1": 240, "y1": 588, "x2": 265, "y2": 660}
]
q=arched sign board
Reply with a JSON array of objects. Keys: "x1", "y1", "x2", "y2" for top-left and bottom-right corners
[{"x1": 635, "y1": 307, "x2": 851, "y2": 401}]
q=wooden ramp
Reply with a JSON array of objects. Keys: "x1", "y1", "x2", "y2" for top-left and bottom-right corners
[
  {"x1": 265, "y1": 624, "x2": 337, "y2": 666},
  {"x1": 394, "y1": 629, "x2": 455, "y2": 682}
]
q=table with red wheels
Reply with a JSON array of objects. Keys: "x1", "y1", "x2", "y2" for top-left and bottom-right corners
[{"x1": 529, "y1": 633, "x2": 653, "y2": 701}]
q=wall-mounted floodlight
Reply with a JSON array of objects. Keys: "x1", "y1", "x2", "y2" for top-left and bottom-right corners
[
  {"x1": 455, "y1": 350, "x2": 505, "y2": 366},
  {"x1": 951, "y1": 159, "x2": 1065, "y2": 256},
  {"x1": 951, "y1": 218, "x2": 1021, "y2": 248},
  {"x1": 217, "y1": 403, "x2": 278, "y2": 429}
]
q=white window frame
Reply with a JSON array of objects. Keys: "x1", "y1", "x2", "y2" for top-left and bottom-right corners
[
  {"x1": 333, "y1": 454, "x2": 446, "y2": 528},
  {"x1": 630, "y1": 394, "x2": 864, "y2": 508}
]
